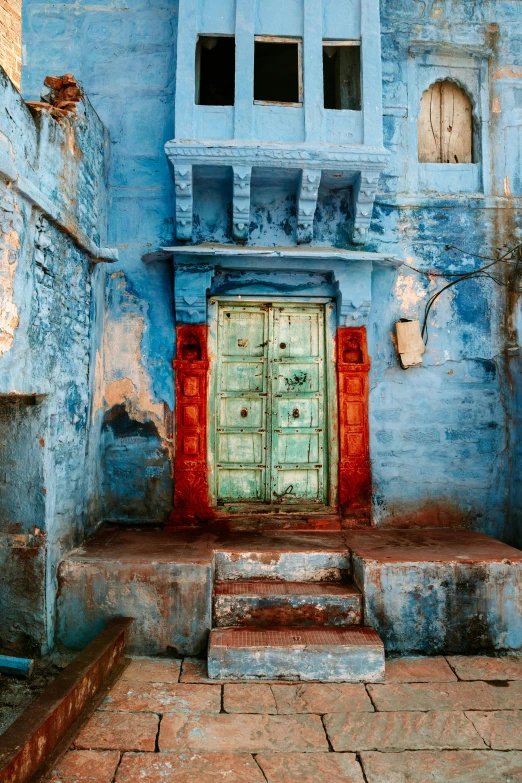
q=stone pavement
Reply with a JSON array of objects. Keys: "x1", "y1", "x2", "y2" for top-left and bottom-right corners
[{"x1": 46, "y1": 655, "x2": 522, "y2": 782}]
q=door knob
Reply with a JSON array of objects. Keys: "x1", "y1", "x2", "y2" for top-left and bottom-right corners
[
  {"x1": 280, "y1": 342, "x2": 287, "y2": 349},
  {"x1": 241, "y1": 408, "x2": 248, "y2": 418},
  {"x1": 293, "y1": 408, "x2": 300, "y2": 419}
]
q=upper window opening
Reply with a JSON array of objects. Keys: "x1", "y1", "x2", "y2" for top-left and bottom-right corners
[
  {"x1": 254, "y1": 38, "x2": 302, "y2": 105},
  {"x1": 323, "y1": 42, "x2": 361, "y2": 111},
  {"x1": 418, "y1": 80, "x2": 473, "y2": 164},
  {"x1": 196, "y1": 35, "x2": 235, "y2": 106}
]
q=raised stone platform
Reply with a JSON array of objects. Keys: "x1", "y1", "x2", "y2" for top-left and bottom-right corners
[
  {"x1": 347, "y1": 529, "x2": 522, "y2": 655},
  {"x1": 57, "y1": 526, "x2": 522, "y2": 659}
]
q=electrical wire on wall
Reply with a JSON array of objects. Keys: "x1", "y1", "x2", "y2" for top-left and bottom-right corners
[{"x1": 401, "y1": 242, "x2": 522, "y2": 346}]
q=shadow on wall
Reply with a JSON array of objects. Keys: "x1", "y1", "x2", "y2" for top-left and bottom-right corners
[{"x1": 101, "y1": 404, "x2": 173, "y2": 524}]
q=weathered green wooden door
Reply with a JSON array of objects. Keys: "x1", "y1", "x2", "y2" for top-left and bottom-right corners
[{"x1": 215, "y1": 303, "x2": 327, "y2": 507}]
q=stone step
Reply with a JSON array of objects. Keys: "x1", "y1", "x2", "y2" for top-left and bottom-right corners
[
  {"x1": 213, "y1": 581, "x2": 362, "y2": 628},
  {"x1": 207, "y1": 626, "x2": 384, "y2": 682},
  {"x1": 214, "y1": 548, "x2": 350, "y2": 583}
]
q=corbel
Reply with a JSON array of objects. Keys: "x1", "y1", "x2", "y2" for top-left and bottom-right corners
[
  {"x1": 232, "y1": 165, "x2": 252, "y2": 243},
  {"x1": 174, "y1": 163, "x2": 193, "y2": 242},
  {"x1": 351, "y1": 171, "x2": 380, "y2": 245},
  {"x1": 297, "y1": 168, "x2": 321, "y2": 244}
]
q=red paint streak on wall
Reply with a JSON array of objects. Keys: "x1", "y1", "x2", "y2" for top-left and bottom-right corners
[
  {"x1": 167, "y1": 325, "x2": 215, "y2": 527},
  {"x1": 337, "y1": 327, "x2": 371, "y2": 520}
]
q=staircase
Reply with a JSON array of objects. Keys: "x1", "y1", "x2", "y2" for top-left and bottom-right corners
[{"x1": 207, "y1": 544, "x2": 384, "y2": 682}]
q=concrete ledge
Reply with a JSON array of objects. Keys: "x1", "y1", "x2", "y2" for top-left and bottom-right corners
[{"x1": 0, "y1": 617, "x2": 133, "y2": 783}]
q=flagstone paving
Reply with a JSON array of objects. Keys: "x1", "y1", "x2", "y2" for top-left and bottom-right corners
[{"x1": 46, "y1": 655, "x2": 522, "y2": 782}]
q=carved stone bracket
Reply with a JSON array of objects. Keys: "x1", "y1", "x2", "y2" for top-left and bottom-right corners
[
  {"x1": 174, "y1": 164, "x2": 193, "y2": 242},
  {"x1": 351, "y1": 171, "x2": 380, "y2": 245},
  {"x1": 232, "y1": 166, "x2": 252, "y2": 243},
  {"x1": 297, "y1": 169, "x2": 321, "y2": 244}
]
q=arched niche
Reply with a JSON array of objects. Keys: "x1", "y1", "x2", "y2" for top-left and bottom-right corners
[
  {"x1": 418, "y1": 80, "x2": 473, "y2": 164},
  {"x1": 180, "y1": 333, "x2": 202, "y2": 361}
]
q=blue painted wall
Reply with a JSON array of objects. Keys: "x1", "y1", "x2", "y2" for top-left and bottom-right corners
[
  {"x1": 19, "y1": 0, "x2": 522, "y2": 542},
  {"x1": 0, "y1": 68, "x2": 109, "y2": 652}
]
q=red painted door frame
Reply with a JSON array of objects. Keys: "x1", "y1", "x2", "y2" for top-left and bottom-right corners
[
  {"x1": 337, "y1": 326, "x2": 372, "y2": 521},
  {"x1": 168, "y1": 325, "x2": 215, "y2": 527},
  {"x1": 168, "y1": 323, "x2": 372, "y2": 526}
]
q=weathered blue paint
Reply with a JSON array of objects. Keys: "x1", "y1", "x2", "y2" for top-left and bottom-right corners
[
  {"x1": 19, "y1": 0, "x2": 522, "y2": 542},
  {"x1": 0, "y1": 69, "x2": 109, "y2": 653}
]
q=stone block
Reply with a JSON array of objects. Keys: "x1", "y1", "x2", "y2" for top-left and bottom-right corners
[
  {"x1": 368, "y1": 681, "x2": 522, "y2": 712},
  {"x1": 74, "y1": 712, "x2": 159, "y2": 752},
  {"x1": 214, "y1": 581, "x2": 362, "y2": 628},
  {"x1": 57, "y1": 548, "x2": 212, "y2": 656},
  {"x1": 324, "y1": 710, "x2": 486, "y2": 751},
  {"x1": 214, "y1": 548, "x2": 350, "y2": 582},
  {"x1": 447, "y1": 655, "x2": 522, "y2": 681},
  {"x1": 208, "y1": 627, "x2": 385, "y2": 682},
  {"x1": 384, "y1": 656, "x2": 457, "y2": 682},
  {"x1": 121, "y1": 658, "x2": 182, "y2": 684},
  {"x1": 466, "y1": 711, "x2": 522, "y2": 749},
  {"x1": 271, "y1": 683, "x2": 374, "y2": 714},
  {"x1": 348, "y1": 529, "x2": 522, "y2": 654},
  {"x1": 159, "y1": 714, "x2": 329, "y2": 753},
  {"x1": 223, "y1": 684, "x2": 277, "y2": 714},
  {"x1": 256, "y1": 752, "x2": 366, "y2": 783},
  {"x1": 360, "y1": 750, "x2": 522, "y2": 783},
  {"x1": 47, "y1": 751, "x2": 120, "y2": 782},
  {"x1": 115, "y1": 752, "x2": 265, "y2": 783},
  {"x1": 100, "y1": 682, "x2": 221, "y2": 714}
]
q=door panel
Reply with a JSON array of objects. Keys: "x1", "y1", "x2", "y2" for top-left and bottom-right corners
[
  {"x1": 271, "y1": 306, "x2": 325, "y2": 505},
  {"x1": 215, "y1": 302, "x2": 327, "y2": 507},
  {"x1": 218, "y1": 469, "x2": 263, "y2": 501}
]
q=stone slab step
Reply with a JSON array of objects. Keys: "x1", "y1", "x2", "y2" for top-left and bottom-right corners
[
  {"x1": 213, "y1": 581, "x2": 362, "y2": 628},
  {"x1": 207, "y1": 626, "x2": 384, "y2": 682},
  {"x1": 214, "y1": 549, "x2": 350, "y2": 583}
]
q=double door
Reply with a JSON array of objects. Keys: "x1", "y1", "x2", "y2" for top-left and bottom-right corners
[{"x1": 214, "y1": 302, "x2": 328, "y2": 507}]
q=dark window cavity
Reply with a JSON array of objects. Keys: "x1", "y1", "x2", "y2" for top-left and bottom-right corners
[
  {"x1": 254, "y1": 39, "x2": 302, "y2": 105},
  {"x1": 323, "y1": 43, "x2": 361, "y2": 111},
  {"x1": 196, "y1": 36, "x2": 235, "y2": 106}
]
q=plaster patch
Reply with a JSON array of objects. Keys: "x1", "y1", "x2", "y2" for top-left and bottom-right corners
[
  {"x1": 105, "y1": 377, "x2": 138, "y2": 408},
  {"x1": 394, "y1": 272, "x2": 425, "y2": 316},
  {"x1": 0, "y1": 227, "x2": 20, "y2": 355},
  {"x1": 492, "y1": 97, "x2": 502, "y2": 114},
  {"x1": 494, "y1": 67, "x2": 522, "y2": 80}
]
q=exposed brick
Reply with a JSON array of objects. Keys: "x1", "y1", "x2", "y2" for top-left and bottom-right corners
[
  {"x1": 360, "y1": 750, "x2": 522, "y2": 783},
  {"x1": 100, "y1": 682, "x2": 221, "y2": 714},
  {"x1": 47, "y1": 750, "x2": 121, "y2": 782},
  {"x1": 272, "y1": 683, "x2": 374, "y2": 714},
  {"x1": 385, "y1": 657, "x2": 457, "y2": 683},
  {"x1": 324, "y1": 710, "x2": 486, "y2": 751},
  {"x1": 74, "y1": 712, "x2": 159, "y2": 752},
  {"x1": 256, "y1": 752, "x2": 366, "y2": 783},
  {"x1": 159, "y1": 714, "x2": 329, "y2": 753},
  {"x1": 368, "y1": 681, "x2": 522, "y2": 712},
  {"x1": 223, "y1": 684, "x2": 277, "y2": 714},
  {"x1": 115, "y1": 752, "x2": 265, "y2": 783},
  {"x1": 466, "y1": 711, "x2": 522, "y2": 750},
  {"x1": 121, "y1": 659, "x2": 181, "y2": 683},
  {"x1": 447, "y1": 656, "x2": 522, "y2": 682}
]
